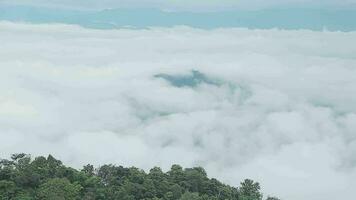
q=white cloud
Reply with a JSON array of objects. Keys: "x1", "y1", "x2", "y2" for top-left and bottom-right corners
[{"x1": 1, "y1": 22, "x2": 356, "y2": 199}]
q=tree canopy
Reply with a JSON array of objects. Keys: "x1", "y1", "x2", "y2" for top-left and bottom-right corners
[{"x1": 0, "y1": 154, "x2": 280, "y2": 200}]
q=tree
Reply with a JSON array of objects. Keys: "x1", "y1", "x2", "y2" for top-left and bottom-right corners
[
  {"x1": 0, "y1": 180, "x2": 16, "y2": 200},
  {"x1": 164, "y1": 191, "x2": 174, "y2": 200},
  {"x1": 82, "y1": 164, "x2": 95, "y2": 176},
  {"x1": 266, "y1": 197, "x2": 280, "y2": 200},
  {"x1": 239, "y1": 179, "x2": 263, "y2": 200},
  {"x1": 179, "y1": 192, "x2": 201, "y2": 200},
  {"x1": 36, "y1": 178, "x2": 81, "y2": 200},
  {"x1": 184, "y1": 167, "x2": 209, "y2": 193},
  {"x1": 11, "y1": 153, "x2": 27, "y2": 161},
  {"x1": 149, "y1": 167, "x2": 169, "y2": 198},
  {"x1": 168, "y1": 165, "x2": 185, "y2": 185},
  {"x1": 0, "y1": 154, "x2": 280, "y2": 200},
  {"x1": 170, "y1": 184, "x2": 183, "y2": 199}
]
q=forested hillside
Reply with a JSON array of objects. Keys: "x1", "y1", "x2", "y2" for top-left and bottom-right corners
[{"x1": 0, "y1": 154, "x2": 279, "y2": 200}]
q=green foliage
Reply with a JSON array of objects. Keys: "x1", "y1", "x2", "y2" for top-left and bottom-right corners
[
  {"x1": 0, "y1": 153, "x2": 279, "y2": 200},
  {"x1": 266, "y1": 197, "x2": 280, "y2": 200},
  {"x1": 36, "y1": 178, "x2": 82, "y2": 200},
  {"x1": 179, "y1": 192, "x2": 201, "y2": 200},
  {"x1": 240, "y1": 179, "x2": 263, "y2": 200},
  {"x1": 0, "y1": 180, "x2": 16, "y2": 200}
]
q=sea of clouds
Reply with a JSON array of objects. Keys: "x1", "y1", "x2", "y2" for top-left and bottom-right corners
[{"x1": 1, "y1": 22, "x2": 356, "y2": 200}]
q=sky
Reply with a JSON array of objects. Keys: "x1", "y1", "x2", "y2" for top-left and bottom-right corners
[
  {"x1": 1, "y1": 0, "x2": 356, "y2": 31},
  {"x1": 1, "y1": 0, "x2": 356, "y2": 10},
  {"x1": 1, "y1": 1, "x2": 356, "y2": 200}
]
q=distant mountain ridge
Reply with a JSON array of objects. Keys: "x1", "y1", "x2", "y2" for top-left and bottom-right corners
[{"x1": 0, "y1": 5, "x2": 356, "y2": 31}]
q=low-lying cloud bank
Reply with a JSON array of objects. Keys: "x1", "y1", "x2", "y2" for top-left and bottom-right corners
[{"x1": 0, "y1": 22, "x2": 356, "y2": 200}]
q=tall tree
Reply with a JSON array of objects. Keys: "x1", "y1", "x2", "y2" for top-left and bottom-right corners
[{"x1": 239, "y1": 179, "x2": 263, "y2": 200}]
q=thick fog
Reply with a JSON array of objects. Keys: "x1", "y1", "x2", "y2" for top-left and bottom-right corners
[{"x1": 1, "y1": 22, "x2": 356, "y2": 199}]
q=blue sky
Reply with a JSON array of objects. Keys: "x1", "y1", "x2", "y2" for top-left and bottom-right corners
[
  {"x1": 1, "y1": 0, "x2": 356, "y2": 11},
  {"x1": 1, "y1": 0, "x2": 356, "y2": 30}
]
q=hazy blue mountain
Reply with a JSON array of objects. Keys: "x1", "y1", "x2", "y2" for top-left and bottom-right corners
[{"x1": 1, "y1": 5, "x2": 355, "y2": 30}]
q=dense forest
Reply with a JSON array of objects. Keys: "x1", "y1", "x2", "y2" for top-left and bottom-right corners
[{"x1": 0, "y1": 154, "x2": 280, "y2": 200}]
